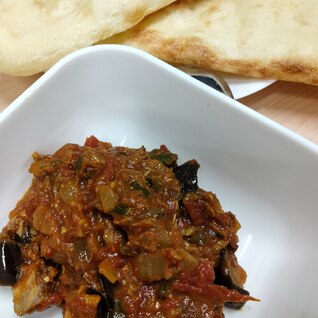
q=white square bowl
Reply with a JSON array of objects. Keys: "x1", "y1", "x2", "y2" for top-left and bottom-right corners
[{"x1": 0, "y1": 45, "x2": 317, "y2": 318}]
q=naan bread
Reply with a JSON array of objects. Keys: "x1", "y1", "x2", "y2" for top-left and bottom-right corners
[
  {"x1": 105, "y1": 0, "x2": 318, "y2": 85},
  {"x1": 0, "y1": 0, "x2": 175, "y2": 76}
]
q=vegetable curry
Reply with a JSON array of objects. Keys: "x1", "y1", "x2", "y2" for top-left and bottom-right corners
[{"x1": 0, "y1": 136, "x2": 256, "y2": 317}]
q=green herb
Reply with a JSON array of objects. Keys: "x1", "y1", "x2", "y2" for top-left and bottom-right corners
[
  {"x1": 75, "y1": 155, "x2": 83, "y2": 170},
  {"x1": 149, "y1": 149, "x2": 177, "y2": 166},
  {"x1": 188, "y1": 231, "x2": 205, "y2": 246},
  {"x1": 113, "y1": 206, "x2": 128, "y2": 215},
  {"x1": 130, "y1": 181, "x2": 150, "y2": 197},
  {"x1": 146, "y1": 177, "x2": 161, "y2": 191}
]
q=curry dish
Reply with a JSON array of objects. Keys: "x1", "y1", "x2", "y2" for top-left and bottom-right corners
[{"x1": 0, "y1": 136, "x2": 256, "y2": 317}]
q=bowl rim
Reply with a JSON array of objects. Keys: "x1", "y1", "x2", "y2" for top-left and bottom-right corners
[{"x1": 0, "y1": 44, "x2": 317, "y2": 156}]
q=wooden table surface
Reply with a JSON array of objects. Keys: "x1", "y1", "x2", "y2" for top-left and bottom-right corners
[{"x1": 1, "y1": 73, "x2": 318, "y2": 145}]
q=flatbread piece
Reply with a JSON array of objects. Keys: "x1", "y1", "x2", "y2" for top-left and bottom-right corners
[
  {"x1": 104, "y1": 0, "x2": 318, "y2": 85},
  {"x1": 0, "y1": 0, "x2": 176, "y2": 76}
]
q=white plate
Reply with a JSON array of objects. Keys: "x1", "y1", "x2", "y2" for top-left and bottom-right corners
[
  {"x1": 223, "y1": 74, "x2": 275, "y2": 99},
  {"x1": 0, "y1": 45, "x2": 317, "y2": 318}
]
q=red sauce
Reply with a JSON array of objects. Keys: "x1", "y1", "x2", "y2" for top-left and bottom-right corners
[{"x1": 0, "y1": 136, "x2": 256, "y2": 317}]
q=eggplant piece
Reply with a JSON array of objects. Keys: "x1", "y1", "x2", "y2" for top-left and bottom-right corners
[
  {"x1": 87, "y1": 287, "x2": 111, "y2": 318},
  {"x1": 225, "y1": 286, "x2": 250, "y2": 309},
  {"x1": 98, "y1": 274, "x2": 127, "y2": 317},
  {"x1": 100, "y1": 274, "x2": 115, "y2": 309},
  {"x1": 0, "y1": 241, "x2": 21, "y2": 286},
  {"x1": 11, "y1": 223, "x2": 32, "y2": 244},
  {"x1": 13, "y1": 265, "x2": 48, "y2": 315},
  {"x1": 173, "y1": 160, "x2": 200, "y2": 193},
  {"x1": 214, "y1": 248, "x2": 249, "y2": 309}
]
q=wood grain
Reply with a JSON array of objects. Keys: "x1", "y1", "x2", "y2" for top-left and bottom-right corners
[
  {"x1": 1, "y1": 73, "x2": 318, "y2": 145},
  {"x1": 0, "y1": 73, "x2": 42, "y2": 111},
  {"x1": 240, "y1": 81, "x2": 318, "y2": 144}
]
